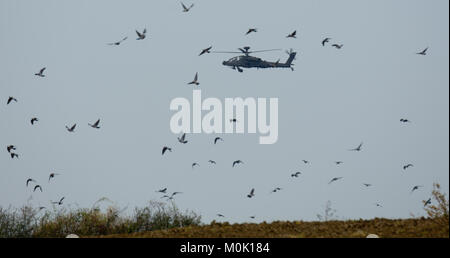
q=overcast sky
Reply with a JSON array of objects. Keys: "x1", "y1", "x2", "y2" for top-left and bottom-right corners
[{"x1": 0, "y1": 0, "x2": 448, "y2": 223}]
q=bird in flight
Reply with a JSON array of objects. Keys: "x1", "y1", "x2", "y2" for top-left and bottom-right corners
[
  {"x1": 416, "y1": 47, "x2": 428, "y2": 55},
  {"x1": 170, "y1": 192, "x2": 183, "y2": 199},
  {"x1": 332, "y1": 44, "x2": 344, "y2": 49},
  {"x1": 403, "y1": 164, "x2": 414, "y2": 170},
  {"x1": 400, "y1": 119, "x2": 411, "y2": 123},
  {"x1": 363, "y1": 183, "x2": 372, "y2": 187},
  {"x1": 199, "y1": 46, "x2": 212, "y2": 56},
  {"x1": 322, "y1": 37, "x2": 332, "y2": 46},
  {"x1": 10, "y1": 153, "x2": 19, "y2": 159},
  {"x1": 136, "y1": 28, "x2": 147, "y2": 40},
  {"x1": 335, "y1": 161, "x2": 343, "y2": 165},
  {"x1": 208, "y1": 160, "x2": 216, "y2": 165},
  {"x1": 291, "y1": 172, "x2": 301, "y2": 178},
  {"x1": 181, "y1": 2, "x2": 194, "y2": 12},
  {"x1": 375, "y1": 203, "x2": 383, "y2": 208},
  {"x1": 247, "y1": 188, "x2": 255, "y2": 198},
  {"x1": 302, "y1": 160, "x2": 310, "y2": 164},
  {"x1": 162, "y1": 146, "x2": 172, "y2": 155},
  {"x1": 286, "y1": 30, "x2": 297, "y2": 38},
  {"x1": 52, "y1": 197, "x2": 65, "y2": 205},
  {"x1": 48, "y1": 173, "x2": 60, "y2": 182},
  {"x1": 424, "y1": 198, "x2": 432, "y2": 207},
  {"x1": 7, "y1": 96, "x2": 17, "y2": 105},
  {"x1": 232, "y1": 160, "x2": 244, "y2": 167},
  {"x1": 66, "y1": 124, "x2": 76, "y2": 132},
  {"x1": 26, "y1": 178, "x2": 36, "y2": 187},
  {"x1": 214, "y1": 137, "x2": 224, "y2": 144},
  {"x1": 329, "y1": 177, "x2": 343, "y2": 184},
  {"x1": 188, "y1": 72, "x2": 199, "y2": 85},
  {"x1": 349, "y1": 142, "x2": 363, "y2": 151},
  {"x1": 30, "y1": 117, "x2": 38, "y2": 125},
  {"x1": 88, "y1": 119, "x2": 101, "y2": 129},
  {"x1": 192, "y1": 163, "x2": 200, "y2": 169},
  {"x1": 271, "y1": 187, "x2": 282, "y2": 193},
  {"x1": 250, "y1": 216, "x2": 256, "y2": 219},
  {"x1": 7, "y1": 145, "x2": 16, "y2": 153},
  {"x1": 35, "y1": 67, "x2": 46, "y2": 77},
  {"x1": 217, "y1": 214, "x2": 225, "y2": 218},
  {"x1": 33, "y1": 185, "x2": 43, "y2": 192},
  {"x1": 246, "y1": 28, "x2": 257, "y2": 35},
  {"x1": 411, "y1": 185, "x2": 423, "y2": 194},
  {"x1": 107, "y1": 37, "x2": 128, "y2": 46},
  {"x1": 177, "y1": 133, "x2": 188, "y2": 144},
  {"x1": 230, "y1": 118, "x2": 238, "y2": 123},
  {"x1": 156, "y1": 188, "x2": 167, "y2": 193}
]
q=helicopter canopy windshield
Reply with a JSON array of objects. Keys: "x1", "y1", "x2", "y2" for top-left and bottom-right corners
[{"x1": 228, "y1": 56, "x2": 241, "y2": 62}]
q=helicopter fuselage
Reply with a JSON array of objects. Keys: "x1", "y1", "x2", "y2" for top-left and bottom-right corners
[{"x1": 222, "y1": 52, "x2": 296, "y2": 72}]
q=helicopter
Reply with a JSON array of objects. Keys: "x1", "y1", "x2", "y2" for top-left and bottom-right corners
[{"x1": 212, "y1": 46, "x2": 297, "y2": 73}]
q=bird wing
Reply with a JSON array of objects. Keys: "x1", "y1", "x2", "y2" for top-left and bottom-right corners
[
  {"x1": 40, "y1": 67, "x2": 46, "y2": 73},
  {"x1": 181, "y1": 2, "x2": 188, "y2": 11},
  {"x1": 136, "y1": 30, "x2": 142, "y2": 37}
]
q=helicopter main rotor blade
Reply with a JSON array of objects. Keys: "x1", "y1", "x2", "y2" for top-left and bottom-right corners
[
  {"x1": 211, "y1": 51, "x2": 243, "y2": 54},
  {"x1": 247, "y1": 49, "x2": 282, "y2": 53}
]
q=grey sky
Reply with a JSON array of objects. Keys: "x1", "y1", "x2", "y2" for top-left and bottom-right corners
[{"x1": 0, "y1": 0, "x2": 448, "y2": 223}]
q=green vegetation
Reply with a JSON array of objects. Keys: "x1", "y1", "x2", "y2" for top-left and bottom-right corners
[{"x1": 0, "y1": 201, "x2": 201, "y2": 238}]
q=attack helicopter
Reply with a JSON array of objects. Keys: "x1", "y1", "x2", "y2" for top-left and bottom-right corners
[{"x1": 212, "y1": 46, "x2": 297, "y2": 73}]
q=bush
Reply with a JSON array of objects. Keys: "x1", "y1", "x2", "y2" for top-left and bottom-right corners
[
  {"x1": 0, "y1": 200, "x2": 201, "y2": 238},
  {"x1": 423, "y1": 183, "x2": 449, "y2": 234}
]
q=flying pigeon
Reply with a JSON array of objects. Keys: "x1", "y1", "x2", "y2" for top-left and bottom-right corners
[
  {"x1": 232, "y1": 160, "x2": 244, "y2": 167},
  {"x1": 48, "y1": 173, "x2": 60, "y2": 182},
  {"x1": 7, "y1": 97, "x2": 17, "y2": 105},
  {"x1": 35, "y1": 67, "x2": 46, "y2": 77},
  {"x1": 7, "y1": 145, "x2": 16, "y2": 153},
  {"x1": 246, "y1": 28, "x2": 257, "y2": 35},
  {"x1": 188, "y1": 72, "x2": 199, "y2": 85},
  {"x1": 136, "y1": 28, "x2": 147, "y2": 40},
  {"x1": 291, "y1": 172, "x2": 301, "y2": 178},
  {"x1": 156, "y1": 188, "x2": 167, "y2": 193},
  {"x1": 66, "y1": 124, "x2": 76, "y2": 132},
  {"x1": 181, "y1": 2, "x2": 194, "y2": 12},
  {"x1": 322, "y1": 38, "x2": 332, "y2": 46},
  {"x1": 177, "y1": 133, "x2": 188, "y2": 144},
  {"x1": 247, "y1": 188, "x2": 255, "y2": 198},
  {"x1": 26, "y1": 178, "x2": 36, "y2": 187},
  {"x1": 162, "y1": 146, "x2": 172, "y2": 155},
  {"x1": 349, "y1": 142, "x2": 363, "y2": 151},
  {"x1": 199, "y1": 46, "x2": 212, "y2": 56},
  {"x1": 107, "y1": 37, "x2": 128, "y2": 46},
  {"x1": 286, "y1": 30, "x2": 297, "y2": 38},
  {"x1": 214, "y1": 137, "x2": 224, "y2": 144},
  {"x1": 88, "y1": 119, "x2": 100, "y2": 129},
  {"x1": 403, "y1": 164, "x2": 414, "y2": 170},
  {"x1": 52, "y1": 197, "x2": 65, "y2": 205},
  {"x1": 416, "y1": 47, "x2": 428, "y2": 55},
  {"x1": 329, "y1": 177, "x2": 343, "y2": 184}
]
